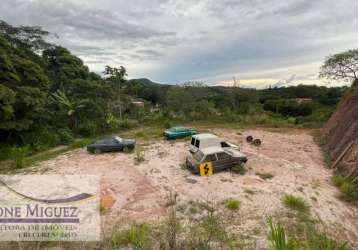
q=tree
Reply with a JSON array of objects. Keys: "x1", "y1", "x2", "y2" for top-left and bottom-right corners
[
  {"x1": 0, "y1": 36, "x2": 49, "y2": 134},
  {"x1": 103, "y1": 65, "x2": 127, "y2": 119},
  {"x1": 320, "y1": 49, "x2": 358, "y2": 87},
  {"x1": 51, "y1": 90, "x2": 88, "y2": 129},
  {"x1": 0, "y1": 20, "x2": 54, "y2": 52}
]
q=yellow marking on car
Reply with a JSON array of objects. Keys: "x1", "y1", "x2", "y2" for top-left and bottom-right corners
[{"x1": 199, "y1": 162, "x2": 213, "y2": 177}]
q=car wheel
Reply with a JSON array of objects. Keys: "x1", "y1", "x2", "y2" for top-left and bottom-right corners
[
  {"x1": 123, "y1": 146, "x2": 133, "y2": 153},
  {"x1": 94, "y1": 149, "x2": 102, "y2": 154},
  {"x1": 246, "y1": 135, "x2": 253, "y2": 142},
  {"x1": 253, "y1": 139, "x2": 261, "y2": 146}
]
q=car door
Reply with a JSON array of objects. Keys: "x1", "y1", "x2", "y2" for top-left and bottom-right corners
[
  {"x1": 215, "y1": 152, "x2": 233, "y2": 171},
  {"x1": 111, "y1": 139, "x2": 123, "y2": 151},
  {"x1": 202, "y1": 154, "x2": 218, "y2": 171}
]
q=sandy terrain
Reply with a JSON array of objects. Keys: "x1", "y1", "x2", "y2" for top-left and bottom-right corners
[{"x1": 30, "y1": 128, "x2": 358, "y2": 248}]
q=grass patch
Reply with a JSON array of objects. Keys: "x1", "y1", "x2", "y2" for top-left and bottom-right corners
[
  {"x1": 332, "y1": 175, "x2": 358, "y2": 202},
  {"x1": 256, "y1": 172, "x2": 274, "y2": 180},
  {"x1": 268, "y1": 217, "x2": 349, "y2": 250},
  {"x1": 68, "y1": 138, "x2": 93, "y2": 149},
  {"x1": 282, "y1": 194, "x2": 309, "y2": 212},
  {"x1": 112, "y1": 224, "x2": 151, "y2": 249},
  {"x1": 225, "y1": 198, "x2": 241, "y2": 211},
  {"x1": 134, "y1": 145, "x2": 145, "y2": 164},
  {"x1": 231, "y1": 164, "x2": 247, "y2": 175},
  {"x1": 244, "y1": 188, "x2": 256, "y2": 195},
  {"x1": 10, "y1": 146, "x2": 29, "y2": 168}
]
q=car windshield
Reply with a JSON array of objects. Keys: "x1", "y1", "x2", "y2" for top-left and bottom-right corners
[
  {"x1": 193, "y1": 151, "x2": 204, "y2": 162},
  {"x1": 114, "y1": 136, "x2": 123, "y2": 142},
  {"x1": 170, "y1": 127, "x2": 184, "y2": 132}
]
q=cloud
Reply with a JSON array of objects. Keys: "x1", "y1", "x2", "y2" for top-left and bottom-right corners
[{"x1": 0, "y1": 0, "x2": 357, "y2": 86}]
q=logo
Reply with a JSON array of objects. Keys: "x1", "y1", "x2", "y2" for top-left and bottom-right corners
[
  {"x1": 199, "y1": 162, "x2": 213, "y2": 176},
  {"x1": 0, "y1": 175, "x2": 100, "y2": 241}
]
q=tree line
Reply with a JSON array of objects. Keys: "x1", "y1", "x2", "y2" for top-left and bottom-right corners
[{"x1": 0, "y1": 20, "x2": 356, "y2": 156}]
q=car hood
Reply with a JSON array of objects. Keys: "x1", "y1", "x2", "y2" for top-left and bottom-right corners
[
  {"x1": 122, "y1": 139, "x2": 136, "y2": 145},
  {"x1": 225, "y1": 148, "x2": 247, "y2": 159}
]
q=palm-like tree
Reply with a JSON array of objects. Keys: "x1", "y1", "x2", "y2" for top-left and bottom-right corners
[{"x1": 51, "y1": 90, "x2": 88, "y2": 129}]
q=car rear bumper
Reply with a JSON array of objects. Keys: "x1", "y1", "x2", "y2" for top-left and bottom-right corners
[{"x1": 185, "y1": 158, "x2": 199, "y2": 174}]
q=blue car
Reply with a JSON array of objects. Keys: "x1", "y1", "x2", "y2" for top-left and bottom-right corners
[{"x1": 163, "y1": 127, "x2": 197, "y2": 139}]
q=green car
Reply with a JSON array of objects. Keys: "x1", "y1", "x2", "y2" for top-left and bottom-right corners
[{"x1": 163, "y1": 127, "x2": 197, "y2": 139}]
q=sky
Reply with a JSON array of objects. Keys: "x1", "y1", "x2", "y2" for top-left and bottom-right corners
[{"x1": 1, "y1": 0, "x2": 358, "y2": 88}]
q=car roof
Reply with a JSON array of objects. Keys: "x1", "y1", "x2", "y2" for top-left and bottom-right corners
[
  {"x1": 200, "y1": 146, "x2": 224, "y2": 155},
  {"x1": 192, "y1": 133, "x2": 218, "y2": 140}
]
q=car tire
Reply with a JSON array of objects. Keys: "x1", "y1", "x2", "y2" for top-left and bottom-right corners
[
  {"x1": 94, "y1": 149, "x2": 102, "y2": 154},
  {"x1": 123, "y1": 146, "x2": 133, "y2": 153},
  {"x1": 253, "y1": 139, "x2": 261, "y2": 146},
  {"x1": 246, "y1": 135, "x2": 253, "y2": 142}
]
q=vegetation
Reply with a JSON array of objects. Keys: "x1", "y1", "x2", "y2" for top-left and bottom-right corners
[
  {"x1": 0, "y1": 20, "x2": 348, "y2": 170},
  {"x1": 332, "y1": 175, "x2": 358, "y2": 202},
  {"x1": 282, "y1": 194, "x2": 309, "y2": 212},
  {"x1": 134, "y1": 145, "x2": 145, "y2": 164},
  {"x1": 231, "y1": 164, "x2": 247, "y2": 175},
  {"x1": 320, "y1": 49, "x2": 358, "y2": 87},
  {"x1": 112, "y1": 224, "x2": 151, "y2": 249},
  {"x1": 225, "y1": 198, "x2": 241, "y2": 210},
  {"x1": 256, "y1": 172, "x2": 274, "y2": 180}
]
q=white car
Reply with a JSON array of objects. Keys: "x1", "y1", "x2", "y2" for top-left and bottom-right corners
[{"x1": 190, "y1": 133, "x2": 239, "y2": 153}]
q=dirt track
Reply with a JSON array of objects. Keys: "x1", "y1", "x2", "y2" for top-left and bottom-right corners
[{"x1": 32, "y1": 128, "x2": 358, "y2": 248}]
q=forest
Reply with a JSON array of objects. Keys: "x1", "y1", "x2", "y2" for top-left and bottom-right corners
[{"x1": 0, "y1": 20, "x2": 346, "y2": 159}]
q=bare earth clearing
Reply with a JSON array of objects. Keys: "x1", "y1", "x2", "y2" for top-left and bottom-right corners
[{"x1": 29, "y1": 128, "x2": 357, "y2": 248}]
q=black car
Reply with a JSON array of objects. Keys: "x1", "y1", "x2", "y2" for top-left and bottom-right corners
[{"x1": 87, "y1": 136, "x2": 135, "y2": 153}]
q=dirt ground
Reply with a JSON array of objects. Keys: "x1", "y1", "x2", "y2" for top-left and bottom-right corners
[{"x1": 30, "y1": 128, "x2": 358, "y2": 248}]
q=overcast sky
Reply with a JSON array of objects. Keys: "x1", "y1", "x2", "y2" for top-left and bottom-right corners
[{"x1": 1, "y1": 0, "x2": 358, "y2": 87}]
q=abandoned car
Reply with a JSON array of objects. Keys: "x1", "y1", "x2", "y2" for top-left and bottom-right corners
[
  {"x1": 185, "y1": 146, "x2": 248, "y2": 174},
  {"x1": 163, "y1": 127, "x2": 197, "y2": 139},
  {"x1": 190, "y1": 133, "x2": 239, "y2": 153},
  {"x1": 87, "y1": 136, "x2": 135, "y2": 153}
]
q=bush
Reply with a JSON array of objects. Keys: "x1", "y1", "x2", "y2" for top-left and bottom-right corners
[
  {"x1": 10, "y1": 146, "x2": 29, "y2": 168},
  {"x1": 77, "y1": 121, "x2": 97, "y2": 137},
  {"x1": 282, "y1": 194, "x2": 309, "y2": 212},
  {"x1": 69, "y1": 138, "x2": 93, "y2": 149},
  {"x1": 57, "y1": 128, "x2": 74, "y2": 145},
  {"x1": 134, "y1": 146, "x2": 145, "y2": 164},
  {"x1": 332, "y1": 175, "x2": 358, "y2": 202},
  {"x1": 332, "y1": 175, "x2": 346, "y2": 187},
  {"x1": 118, "y1": 119, "x2": 138, "y2": 129},
  {"x1": 105, "y1": 113, "x2": 120, "y2": 131},
  {"x1": 256, "y1": 172, "x2": 274, "y2": 180},
  {"x1": 231, "y1": 164, "x2": 247, "y2": 175},
  {"x1": 225, "y1": 199, "x2": 240, "y2": 210},
  {"x1": 268, "y1": 218, "x2": 297, "y2": 250},
  {"x1": 112, "y1": 224, "x2": 151, "y2": 249}
]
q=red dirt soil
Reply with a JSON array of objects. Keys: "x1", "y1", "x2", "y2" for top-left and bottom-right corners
[{"x1": 322, "y1": 89, "x2": 358, "y2": 175}]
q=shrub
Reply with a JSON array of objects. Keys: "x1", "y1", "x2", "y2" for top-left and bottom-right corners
[
  {"x1": 134, "y1": 131, "x2": 146, "y2": 138},
  {"x1": 256, "y1": 172, "x2": 274, "y2": 180},
  {"x1": 231, "y1": 164, "x2": 247, "y2": 175},
  {"x1": 69, "y1": 138, "x2": 93, "y2": 149},
  {"x1": 268, "y1": 218, "x2": 297, "y2": 250},
  {"x1": 105, "y1": 113, "x2": 120, "y2": 131},
  {"x1": 112, "y1": 224, "x2": 151, "y2": 249},
  {"x1": 332, "y1": 175, "x2": 346, "y2": 187},
  {"x1": 134, "y1": 146, "x2": 145, "y2": 164},
  {"x1": 332, "y1": 175, "x2": 358, "y2": 202},
  {"x1": 118, "y1": 119, "x2": 138, "y2": 129},
  {"x1": 282, "y1": 194, "x2": 309, "y2": 212},
  {"x1": 57, "y1": 128, "x2": 74, "y2": 145},
  {"x1": 10, "y1": 146, "x2": 29, "y2": 168},
  {"x1": 77, "y1": 121, "x2": 97, "y2": 137},
  {"x1": 225, "y1": 198, "x2": 240, "y2": 210}
]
